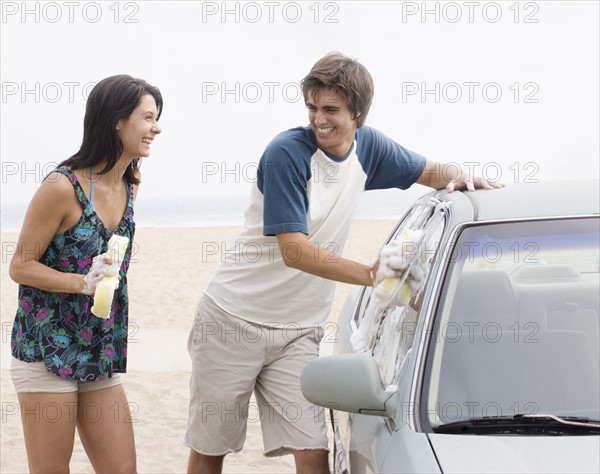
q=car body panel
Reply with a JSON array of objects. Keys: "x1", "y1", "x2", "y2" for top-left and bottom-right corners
[
  {"x1": 302, "y1": 180, "x2": 600, "y2": 473},
  {"x1": 428, "y1": 434, "x2": 600, "y2": 474},
  {"x1": 464, "y1": 179, "x2": 600, "y2": 220},
  {"x1": 379, "y1": 424, "x2": 441, "y2": 473},
  {"x1": 337, "y1": 413, "x2": 441, "y2": 474}
]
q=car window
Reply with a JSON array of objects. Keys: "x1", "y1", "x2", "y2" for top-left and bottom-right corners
[
  {"x1": 424, "y1": 217, "x2": 600, "y2": 427},
  {"x1": 351, "y1": 195, "x2": 447, "y2": 391}
]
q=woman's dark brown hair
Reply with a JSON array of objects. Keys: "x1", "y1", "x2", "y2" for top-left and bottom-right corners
[{"x1": 60, "y1": 74, "x2": 163, "y2": 184}]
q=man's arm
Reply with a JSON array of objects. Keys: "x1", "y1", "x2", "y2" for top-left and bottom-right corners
[
  {"x1": 416, "y1": 159, "x2": 504, "y2": 192},
  {"x1": 276, "y1": 232, "x2": 374, "y2": 286}
]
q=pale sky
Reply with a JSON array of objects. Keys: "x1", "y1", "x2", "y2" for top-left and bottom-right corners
[{"x1": 1, "y1": 1, "x2": 599, "y2": 208}]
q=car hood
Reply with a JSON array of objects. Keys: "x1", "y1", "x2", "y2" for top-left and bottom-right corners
[{"x1": 428, "y1": 433, "x2": 600, "y2": 473}]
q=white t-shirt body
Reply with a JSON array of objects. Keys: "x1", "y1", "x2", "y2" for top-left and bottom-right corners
[{"x1": 205, "y1": 125, "x2": 426, "y2": 328}]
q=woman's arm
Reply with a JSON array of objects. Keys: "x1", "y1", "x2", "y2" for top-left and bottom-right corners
[{"x1": 9, "y1": 172, "x2": 88, "y2": 293}]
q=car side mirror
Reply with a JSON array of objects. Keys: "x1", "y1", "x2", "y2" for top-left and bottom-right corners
[{"x1": 301, "y1": 354, "x2": 396, "y2": 417}]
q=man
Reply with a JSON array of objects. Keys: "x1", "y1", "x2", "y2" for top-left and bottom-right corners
[{"x1": 186, "y1": 52, "x2": 502, "y2": 473}]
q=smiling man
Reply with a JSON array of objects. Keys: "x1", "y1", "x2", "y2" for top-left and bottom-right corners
[{"x1": 185, "y1": 52, "x2": 502, "y2": 474}]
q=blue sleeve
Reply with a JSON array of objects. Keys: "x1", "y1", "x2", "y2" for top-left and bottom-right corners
[
  {"x1": 356, "y1": 126, "x2": 427, "y2": 190},
  {"x1": 257, "y1": 129, "x2": 314, "y2": 236}
]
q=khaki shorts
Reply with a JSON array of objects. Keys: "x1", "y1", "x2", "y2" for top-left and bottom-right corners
[
  {"x1": 185, "y1": 295, "x2": 329, "y2": 457},
  {"x1": 11, "y1": 357, "x2": 122, "y2": 394}
]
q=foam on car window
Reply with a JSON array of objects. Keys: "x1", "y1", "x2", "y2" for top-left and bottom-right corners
[{"x1": 350, "y1": 197, "x2": 448, "y2": 391}]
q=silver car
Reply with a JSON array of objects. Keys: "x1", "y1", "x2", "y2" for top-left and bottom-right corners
[{"x1": 302, "y1": 180, "x2": 600, "y2": 473}]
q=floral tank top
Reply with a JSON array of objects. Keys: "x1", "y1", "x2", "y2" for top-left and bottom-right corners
[{"x1": 11, "y1": 167, "x2": 135, "y2": 381}]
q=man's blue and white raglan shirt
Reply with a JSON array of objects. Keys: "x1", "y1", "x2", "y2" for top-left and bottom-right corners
[{"x1": 205, "y1": 125, "x2": 426, "y2": 328}]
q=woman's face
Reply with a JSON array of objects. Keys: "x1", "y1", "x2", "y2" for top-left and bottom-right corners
[{"x1": 117, "y1": 94, "x2": 161, "y2": 160}]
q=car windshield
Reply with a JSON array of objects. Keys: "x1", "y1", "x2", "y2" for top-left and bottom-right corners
[{"x1": 424, "y1": 217, "x2": 600, "y2": 429}]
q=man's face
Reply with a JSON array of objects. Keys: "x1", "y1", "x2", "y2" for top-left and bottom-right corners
[{"x1": 306, "y1": 88, "x2": 358, "y2": 157}]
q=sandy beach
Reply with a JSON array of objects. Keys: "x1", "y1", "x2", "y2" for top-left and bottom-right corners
[{"x1": 1, "y1": 219, "x2": 397, "y2": 473}]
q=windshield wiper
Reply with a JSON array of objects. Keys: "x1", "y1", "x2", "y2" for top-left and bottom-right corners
[{"x1": 434, "y1": 414, "x2": 600, "y2": 435}]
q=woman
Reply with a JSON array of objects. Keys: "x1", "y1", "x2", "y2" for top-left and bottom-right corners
[{"x1": 9, "y1": 74, "x2": 162, "y2": 473}]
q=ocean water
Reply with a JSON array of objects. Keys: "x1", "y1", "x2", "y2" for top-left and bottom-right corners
[{"x1": 1, "y1": 188, "x2": 426, "y2": 233}]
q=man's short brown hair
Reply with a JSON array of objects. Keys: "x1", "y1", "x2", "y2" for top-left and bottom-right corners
[{"x1": 301, "y1": 52, "x2": 374, "y2": 128}]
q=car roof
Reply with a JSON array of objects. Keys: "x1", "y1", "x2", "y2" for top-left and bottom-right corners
[{"x1": 444, "y1": 179, "x2": 599, "y2": 221}]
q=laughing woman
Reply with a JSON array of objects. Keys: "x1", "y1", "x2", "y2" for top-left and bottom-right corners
[{"x1": 9, "y1": 75, "x2": 162, "y2": 473}]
